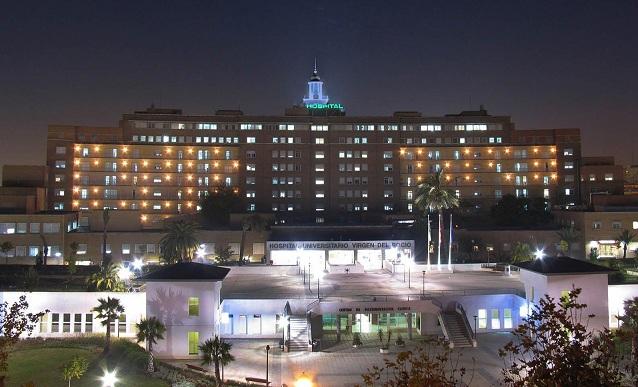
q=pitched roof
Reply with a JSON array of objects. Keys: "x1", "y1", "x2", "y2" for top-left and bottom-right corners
[
  {"x1": 514, "y1": 256, "x2": 615, "y2": 276},
  {"x1": 138, "y1": 262, "x2": 230, "y2": 282}
]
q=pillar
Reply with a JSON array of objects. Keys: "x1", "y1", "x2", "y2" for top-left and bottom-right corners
[
  {"x1": 381, "y1": 249, "x2": 386, "y2": 270},
  {"x1": 335, "y1": 314, "x2": 341, "y2": 342},
  {"x1": 407, "y1": 313, "x2": 413, "y2": 340}
]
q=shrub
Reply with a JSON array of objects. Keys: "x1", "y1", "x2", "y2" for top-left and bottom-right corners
[
  {"x1": 108, "y1": 339, "x2": 148, "y2": 370},
  {"x1": 352, "y1": 333, "x2": 362, "y2": 347}
]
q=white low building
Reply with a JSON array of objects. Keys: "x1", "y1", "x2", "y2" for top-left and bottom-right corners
[{"x1": 3, "y1": 257, "x2": 638, "y2": 357}]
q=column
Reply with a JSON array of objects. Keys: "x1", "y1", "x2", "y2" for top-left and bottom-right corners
[
  {"x1": 407, "y1": 313, "x2": 413, "y2": 340},
  {"x1": 381, "y1": 249, "x2": 386, "y2": 270},
  {"x1": 335, "y1": 314, "x2": 341, "y2": 342}
]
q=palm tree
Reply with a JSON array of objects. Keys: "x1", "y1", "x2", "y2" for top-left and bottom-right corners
[
  {"x1": 136, "y1": 317, "x2": 166, "y2": 373},
  {"x1": 66, "y1": 241, "x2": 79, "y2": 285},
  {"x1": 159, "y1": 221, "x2": 199, "y2": 263},
  {"x1": 199, "y1": 335, "x2": 235, "y2": 383},
  {"x1": 0, "y1": 241, "x2": 14, "y2": 265},
  {"x1": 556, "y1": 225, "x2": 580, "y2": 256},
  {"x1": 92, "y1": 297, "x2": 124, "y2": 353},
  {"x1": 87, "y1": 264, "x2": 124, "y2": 291},
  {"x1": 102, "y1": 208, "x2": 111, "y2": 267},
  {"x1": 511, "y1": 242, "x2": 532, "y2": 263},
  {"x1": 616, "y1": 229, "x2": 636, "y2": 259},
  {"x1": 239, "y1": 214, "x2": 267, "y2": 264},
  {"x1": 617, "y1": 297, "x2": 638, "y2": 364},
  {"x1": 414, "y1": 170, "x2": 459, "y2": 269}
]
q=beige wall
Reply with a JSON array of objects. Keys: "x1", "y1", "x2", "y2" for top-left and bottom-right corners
[{"x1": 555, "y1": 210, "x2": 638, "y2": 259}]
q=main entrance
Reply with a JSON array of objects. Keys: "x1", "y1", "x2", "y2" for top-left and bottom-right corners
[{"x1": 267, "y1": 240, "x2": 414, "y2": 272}]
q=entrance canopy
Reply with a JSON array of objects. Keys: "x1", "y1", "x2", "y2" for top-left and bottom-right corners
[{"x1": 267, "y1": 240, "x2": 414, "y2": 269}]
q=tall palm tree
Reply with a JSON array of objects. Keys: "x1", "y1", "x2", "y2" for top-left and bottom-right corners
[
  {"x1": 414, "y1": 170, "x2": 459, "y2": 269},
  {"x1": 199, "y1": 335, "x2": 235, "y2": 383},
  {"x1": 136, "y1": 317, "x2": 166, "y2": 372},
  {"x1": 87, "y1": 264, "x2": 124, "y2": 291},
  {"x1": 159, "y1": 220, "x2": 200, "y2": 263},
  {"x1": 0, "y1": 241, "x2": 14, "y2": 265},
  {"x1": 102, "y1": 208, "x2": 111, "y2": 267},
  {"x1": 239, "y1": 214, "x2": 267, "y2": 264},
  {"x1": 92, "y1": 297, "x2": 124, "y2": 353},
  {"x1": 616, "y1": 229, "x2": 636, "y2": 259}
]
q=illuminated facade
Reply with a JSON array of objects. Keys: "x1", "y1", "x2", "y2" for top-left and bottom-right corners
[
  {"x1": 46, "y1": 71, "x2": 581, "y2": 225},
  {"x1": 302, "y1": 59, "x2": 329, "y2": 105}
]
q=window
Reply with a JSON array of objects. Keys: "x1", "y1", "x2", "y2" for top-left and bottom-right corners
[
  {"x1": 633, "y1": 221, "x2": 638, "y2": 230},
  {"x1": 0, "y1": 223, "x2": 16, "y2": 234},
  {"x1": 246, "y1": 137, "x2": 256, "y2": 143},
  {"x1": 491, "y1": 309, "x2": 500, "y2": 329},
  {"x1": 315, "y1": 151, "x2": 325, "y2": 159},
  {"x1": 612, "y1": 221, "x2": 622, "y2": 230},
  {"x1": 383, "y1": 151, "x2": 393, "y2": 159},
  {"x1": 604, "y1": 173, "x2": 614, "y2": 181},
  {"x1": 39, "y1": 313, "x2": 49, "y2": 333},
  {"x1": 592, "y1": 221, "x2": 602, "y2": 230},
  {"x1": 74, "y1": 313, "x2": 82, "y2": 332},
  {"x1": 85, "y1": 314, "x2": 93, "y2": 333},
  {"x1": 246, "y1": 164, "x2": 256, "y2": 171},
  {"x1": 30, "y1": 223, "x2": 40, "y2": 233},
  {"x1": 503, "y1": 309, "x2": 512, "y2": 329},
  {"x1": 563, "y1": 148, "x2": 574, "y2": 156},
  {"x1": 188, "y1": 297, "x2": 200, "y2": 316},
  {"x1": 564, "y1": 162, "x2": 574, "y2": 169},
  {"x1": 63, "y1": 313, "x2": 71, "y2": 333},
  {"x1": 122, "y1": 244, "x2": 131, "y2": 254},
  {"x1": 560, "y1": 290, "x2": 570, "y2": 303},
  {"x1": 315, "y1": 138, "x2": 324, "y2": 144},
  {"x1": 478, "y1": 309, "x2": 487, "y2": 329},
  {"x1": 52, "y1": 313, "x2": 60, "y2": 332},
  {"x1": 55, "y1": 160, "x2": 66, "y2": 169},
  {"x1": 188, "y1": 331, "x2": 199, "y2": 355},
  {"x1": 315, "y1": 177, "x2": 324, "y2": 185},
  {"x1": 43, "y1": 223, "x2": 60, "y2": 233},
  {"x1": 118, "y1": 314, "x2": 127, "y2": 334},
  {"x1": 315, "y1": 164, "x2": 324, "y2": 172}
]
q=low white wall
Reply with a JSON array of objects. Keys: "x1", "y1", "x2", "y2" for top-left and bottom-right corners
[
  {"x1": 0, "y1": 291, "x2": 146, "y2": 338},
  {"x1": 608, "y1": 284, "x2": 638, "y2": 328}
]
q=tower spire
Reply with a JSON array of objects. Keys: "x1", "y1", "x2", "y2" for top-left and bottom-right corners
[
  {"x1": 303, "y1": 58, "x2": 328, "y2": 105},
  {"x1": 313, "y1": 57, "x2": 317, "y2": 75}
]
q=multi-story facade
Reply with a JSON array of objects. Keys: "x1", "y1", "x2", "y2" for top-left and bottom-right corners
[{"x1": 46, "y1": 68, "x2": 581, "y2": 225}]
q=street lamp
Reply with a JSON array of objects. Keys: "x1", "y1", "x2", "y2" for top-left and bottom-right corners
[
  {"x1": 534, "y1": 249, "x2": 545, "y2": 260},
  {"x1": 408, "y1": 259, "x2": 412, "y2": 289},
  {"x1": 421, "y1": 271, "x2": 426, "y2": 296},
  {"x1": 315, "y1": 269, "x2": 325, "y2": 300},
  {"x1": 265, "y1": 344, "x2": 271, "y2": 385},
  {"x1": 473, "y1": 315, "x2": 478, "y2": 344},
  {"x1": 101, "y1": 369, "x2": 118, "y2": 387}
]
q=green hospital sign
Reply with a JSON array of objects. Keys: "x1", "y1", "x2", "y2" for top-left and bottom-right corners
[{"x1": 305, "y1": 103, "x2": 344, "y2": 110}]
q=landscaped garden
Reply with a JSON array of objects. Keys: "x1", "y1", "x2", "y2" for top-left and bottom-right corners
[{"x1": 6, "y1": 337, "x2": 169, "y2": 387}]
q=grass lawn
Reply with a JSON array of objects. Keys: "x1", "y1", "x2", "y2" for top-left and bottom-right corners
[{"x1": 7, "y1": 346, "x2": 169, "y2": 387}]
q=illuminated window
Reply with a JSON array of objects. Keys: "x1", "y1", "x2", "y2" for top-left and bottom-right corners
[
  {"x1": 478, "y1": 309, "x2": 487, "y2": 329},
  {"x1": 491, "y1": 309, "x2": 500, "y2": 329},
  {"x1": 633, "y1": 221, "x2": 638, "y2": 230},
  {"x1": 503, "y1": 309, "x2": 512, "y2": 329},
  {"x1": 188, "y1": 297, "x2": 200, "y2": 316},
  {"x1": 604, "y1": 173, "x2": 614, "y2": 181},
  {"x1": 188, "y1": 331, "x2": 199, "y2": 355}
]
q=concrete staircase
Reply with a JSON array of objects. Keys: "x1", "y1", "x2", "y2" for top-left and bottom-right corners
[
  {"x1": 288, "y1": 316, "x2": 309, "y2": 352},
  {"x1": 440, "y1": 311, "x2": 474, "y2": 348}
]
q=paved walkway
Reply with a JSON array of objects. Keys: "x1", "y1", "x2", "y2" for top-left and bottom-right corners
[{"x1": 170, "y1": 333, "x2": 512, "y2": 386}]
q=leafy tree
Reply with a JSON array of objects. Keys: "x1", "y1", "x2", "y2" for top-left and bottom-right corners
[
  {"x1": 239, "y1": 214, "x2": 268, "y2": 264},
  {"x1": 0, "y1": 295, "x2": 47, "y2": 385},
  {"x1": 0, "y1": 241, "x2": 14, "y2": 265},
  {"x1": 198, "y1": 186, "x2": 242, "y2": 228},
  {"x1": 23, "y1": 267, "x2": 39, "y2": 291},
  {"x1": 102, "y1": 208, "x2": 111, "y2": 267},
  {"x1": 92, "y1": 297, "x2": 124, "y2": 353},
  {"x1": 556, "y1": 225, "x2": 580, "y2": 256},
  {"x1": 617, "y1": 297, "x2": 638, "y2": 365},
  {"x1": 136, "y1": 316, "x2": 166, "y2": 373},
  {"x1": 558, "y1": 240, "x2": 569, "y2": 255},
  {"x1": 62, "y1": 356, "x2": 89, "y2": 387},
  {"x1": 87, "y1": 264, "x2": 124, "y2": 291},
  {"x1": 510, "y1": 242, "x2": 531, "y2": 263},
  {"x1": 66, "y1": 241, "x2": 79, "y2": 285},
  {"x1": 199, "y1": 335, "x2": 235, "y2": 383},
  {"x1": 213, "y1": 245, "x2": 234, "y2": 265},
  {"x1": 616, "y1": 229, "x2": 636, "y2": 259},
  {"x1": 159, "y1": 221, "x2": 199, "y2": 263},
  {"x1": 589, "y1": 247, "x2": 599, "y2": 261},
  {"x1": 362, "y1": 337, "x2": 473, "y2": 386},
  {"x1": 499, "y1": 288, "x2": 622, "y2": 386},
  {"x1": 414, "y1": 170, "x2": 459, "y2": 267}
]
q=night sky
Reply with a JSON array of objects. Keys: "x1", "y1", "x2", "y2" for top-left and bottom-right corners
[{"x1": 1, "y1": 1, "x2": 637, "y2": 173}]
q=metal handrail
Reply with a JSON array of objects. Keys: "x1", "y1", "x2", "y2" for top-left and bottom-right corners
[{"x1": 454, "y1": 302, "x2": 475, "y2": 341}]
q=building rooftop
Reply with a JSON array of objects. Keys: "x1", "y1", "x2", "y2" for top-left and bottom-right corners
[
  {"x1": 139, "y1": 262, "x2": 230, "y2": 282},
  {"x1": 515, "y1": 256, "x2": 615, "y2": 276}
]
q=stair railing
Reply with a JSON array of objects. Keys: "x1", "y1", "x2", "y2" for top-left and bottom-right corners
[{"x1": 454, "y1": 302, "x2": 477, "y2": 347}]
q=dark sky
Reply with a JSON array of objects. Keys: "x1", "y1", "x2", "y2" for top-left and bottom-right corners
[{"x1": 1, "y1": 0, "x2": 637, "y2": 171}]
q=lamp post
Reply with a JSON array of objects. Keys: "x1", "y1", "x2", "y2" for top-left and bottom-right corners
[
  {"x1": 473, "y1": 315, "x2": 478, "y2": 344},
  {"x1": 408, "y1": 260, "x2": 412, "y2": 289},
  {"x1": 265, "y1": 344, "x2": 271, "y2": 385},
  {"x1": 317, "y1": 273, "x2": 320, "y2": 300},
  {"x1": 421, "y1": 270, "x2": 426, "y2": 295}
]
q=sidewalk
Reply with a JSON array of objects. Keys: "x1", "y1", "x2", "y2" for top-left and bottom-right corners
[{"x1": 168, "y1": 333, "x2": 511, "y2": 387}]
